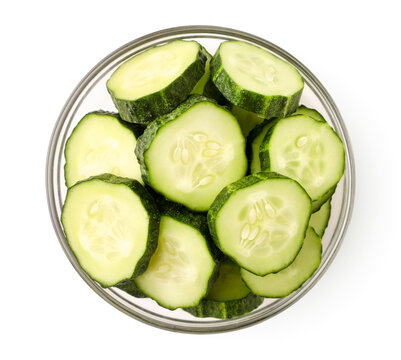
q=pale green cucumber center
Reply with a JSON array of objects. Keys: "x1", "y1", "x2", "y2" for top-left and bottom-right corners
[
  {"x1": 65, "y1": 114, "x2": 142, "y2": 187},
  {"x1": 216, "y1": 179, "x2": 310, "y2": 275},
  {"x1": 206, "y1": 260, "x2": 250, "y2": 301},
  {"x1": 220, "y1": 41, "x2": 303, "y2": 96},
  {"x1": 80, "y1": 195, "x2": 135, "y2": 262},
  {"x1": 269, "y1": 115, "x2": 344, "y2": 200},
  {"x1": 107, "y1": 40, "x2": 200, "y2": 100},
  {"x1": 146, "y1": 102, "x2": 246, "y2": 211},
  {"x1": 62, "y1": 180, "x2": 149, "y2": 286},
  {"x1": 135, "y1": 216, "x2": 215, "y2": 308},
  {"x1": 241, "y1": 227, "x2": 321, "y2": 297},
  {"x1": 144, "y1": 230, "x2": 199, "y2": 284}
]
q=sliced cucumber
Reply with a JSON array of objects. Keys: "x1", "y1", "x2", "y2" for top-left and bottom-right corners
[
  {"x1": 309, "y1": 198, "x2": 331, "y2": 237},
  {"x1": 211, "y1": 41, "x2": 303, "y2": 119},
  {"x1": 241, "y1": 227, "x2": 322, "y2": 297},
  {"x1": 247, "y1": 109, "x2": 326, "y2": 176},
  {"x1": 134, "y1": 203, "x2": 217, "y2": 309},
  {"x1": 259, "y1": 114, "x2": 345, "y2": 211},
  {"x1": 191, "y1": 49, "x2": 211, "y2": 94},
  {"x1": 64, "y1": 111, "x2": 143, "y2": 188},
  {"x1": 107, "y1": 40, "x2": 207, "y2": 124},
  {"x1": 61, "y1": 174, "x2": 159, "y2": 287},
  {"x1": 231, "y1": 105, "x2": 265, "y2": 136},
  {"x1": 135, "y1": 95, "x2": 247, "y2": 212},
  {"x1": 293, "y1": 105, "x2": 326, "y2": 122},
  {"x1": 184, "y1": 259, "x2": 263, "y2": 319},
  {"x1": 247, "y1": 119, "x2": 275, "y2": 173},
  {"x1": 208, "y1": 172, "x2": 311, "y2": 276}
]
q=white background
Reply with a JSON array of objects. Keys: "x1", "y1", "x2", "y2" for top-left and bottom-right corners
[{"x1": 1, "y1": 0, "x2": 400, "y2": 359}]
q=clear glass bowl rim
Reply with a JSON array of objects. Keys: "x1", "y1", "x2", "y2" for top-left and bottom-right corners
[{"x1": 46, "y1": 25, "x2": 355, "y2": 334}]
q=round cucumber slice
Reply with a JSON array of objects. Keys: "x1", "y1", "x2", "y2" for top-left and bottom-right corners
[
  {"x1": 107, "y1": 40, "x2": 207, "y2": 124},
  {"x1": 64, "y1": 111, "x2": 143, "y2": 188},
  {"x1": 184, "y1": 259, "x2": 263, "y2": 319},
  {"x1": 260, "y1": 114, "x2": 345, "y2": 211},
  {"x1": 136, "y1": 95, "x2": 247, "y2": 212},
  {"x1": 135, "y1": 206, "x2": 217, "y2": 309},
  {"x1": 61, "y1": 174, "x2": 159, "y2": 287},
  {"x1": 208, "y1": 172, "x2": 312, "y2": 276},
  {"x1": 241, "y1": 227, "x2": 322, "y2": 297},
  {"x1": 211, "y1": 40, "x2": 304, "y2": 119}
]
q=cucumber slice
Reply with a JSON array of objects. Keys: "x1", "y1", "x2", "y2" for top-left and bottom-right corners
[
  {"x1": 61, "y1": 174, "x2": 159, "y2": 287},
  {"x1": 259, "y1": 115, "x2": 345, "y2": 212},
  {"x1": 211, "y1": 41, "x2": 304, "y2": 119},
  {"x1": 247, "y1": 119, "x2": 275, "y2": 173},
  {"x1": 309, "y1": 198, "x2": 331, "y2": 237},
  {"x1": 231, "y1": 105, "x2": 265, "y2": 136},
  {"x1": 64, "y1": 111, "x2": 143, "y2": 188},
  {"x1": 208, "y1": 172, "x2": 311, "y2": 276},
  {"x1": 184, "y1": 259, "x2": 263, "y2": 319},
  {"x1": 241, "y1": 227, "x2": 322, "y2": 297},
  {"x1": 293, "y1": 105, "x2": 326, "y2": 122},
  {"x1": 107, "y1": 40, "x2": 207, "y2": 124},
  {"x1": 191, "y1": 49, "x2": 212, "y2": 94},
  {"x1": 134, "y1": 204, "x2": 217, "y2": 309},
  {"x1": 135, "y1": 95, "x2": 247, "y2": 212}
]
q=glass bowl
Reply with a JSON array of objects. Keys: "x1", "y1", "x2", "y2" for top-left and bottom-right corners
[{"x1": 46, "y1": 25, "x2": 355, "y2": 333}]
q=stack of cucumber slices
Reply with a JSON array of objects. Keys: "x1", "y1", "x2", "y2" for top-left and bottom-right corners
[{"x1": 61, "y1": 39, "x2": 345, "y2": 320}]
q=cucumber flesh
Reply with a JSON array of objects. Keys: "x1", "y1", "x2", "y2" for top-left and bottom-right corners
[
  {"x1": 184, "y1": 259, "x2": 263, "y2": 319},
  {"x1": 135, "y1": 215, "x2": 216, "y2": 309},
  {"x1": 107, "y1": 40, "x2": 206, "y2": 124},
  {"x1": 260, "y1": 115, "x2": 345, "y2": 211},
  {"x1": 208, "y1": 172, "x2": 311, "y2": 276},
  {"x1": 220, "y1": 42, "x2": 302, "y2": 96},
  {"x1": 136, "y1": 95, "x2": 247, "y2": 211},
  {"x1": 309, "y1": 198, "x2": 331, "y2": 237},
  {"x1": 108, "y1": 40, "x2": 201, "y2": 101},
  {"x1": 241, "y1": 227, "x2": 322, "y2": 297},
  {"x1": 61, "y1": 174, "x2": 159, "y2": 287},
  {"x1": 212, "y1": 41, "x2": 303, "y2": 118},
  {"x1": 64, "y1": 111, "x2": 143, "y2": 188}
]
